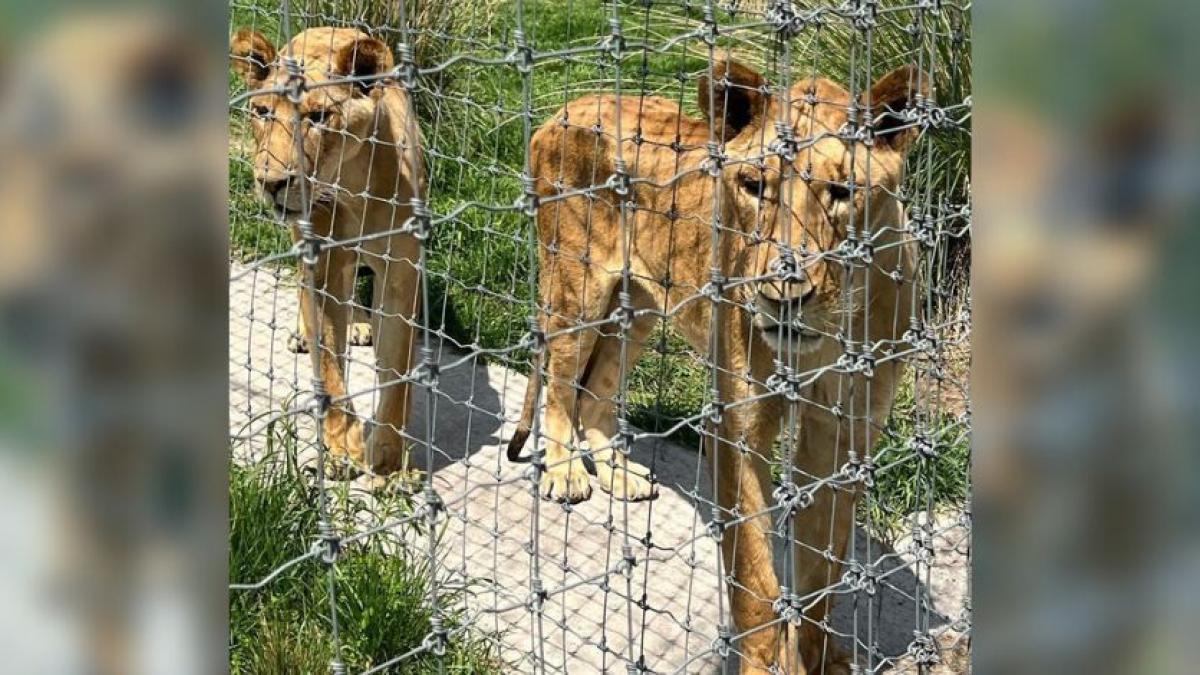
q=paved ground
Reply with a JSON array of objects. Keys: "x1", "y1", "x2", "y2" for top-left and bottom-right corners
[{"x1": 230, "y1": 262, "x2": 970, "y2": 673}]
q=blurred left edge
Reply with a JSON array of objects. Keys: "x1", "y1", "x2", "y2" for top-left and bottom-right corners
[{"x1": 0, "y1": 2, "x2": 228, "y2": 674}]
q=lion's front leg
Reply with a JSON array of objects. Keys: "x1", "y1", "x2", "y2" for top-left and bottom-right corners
[
  {"x1": 364, "y1": 253, "x2": 419, "y2": 476},
  {"x1": 789, "y1": 409, "x2": 860, "y2": 674},
  {"x1": 297, "y1": 249, "x2": 366, "y2": 474},
  {"x1": 710, "y1": 400, "x2": 792, "y2": 674}
]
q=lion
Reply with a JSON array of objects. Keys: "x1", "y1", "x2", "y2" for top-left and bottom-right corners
[
  {"x1": 231, "y1": 27, "x2": 424, "y2": 475},
  {"x1": 506, "y1": 62, "x2": 928, "y2": 674}
]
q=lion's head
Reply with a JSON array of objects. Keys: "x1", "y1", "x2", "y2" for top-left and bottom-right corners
[
  {"x1": 699, "y1": 62, "x2": 928, "y2": 358},
  {"x1": 231, "y1": 27, "x2": 402, "y2": 217}
]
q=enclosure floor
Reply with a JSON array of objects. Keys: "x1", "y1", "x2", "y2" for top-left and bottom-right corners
[{"x1": 230, "y1": 262, "x2": 969, "y2": 674}]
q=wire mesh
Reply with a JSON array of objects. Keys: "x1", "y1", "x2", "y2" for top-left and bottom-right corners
[{"x1": 228, "y1": 0, "x2": 971, "y2": 673}]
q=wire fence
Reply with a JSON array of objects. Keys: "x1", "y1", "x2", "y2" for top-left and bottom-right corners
[{"x1": 228, "y1": 0, "x2": 970, "y2": 672}]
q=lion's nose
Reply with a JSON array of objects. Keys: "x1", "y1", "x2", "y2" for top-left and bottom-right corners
[
  {"x1": 260, "y1": 176, "x2": 291, "y2": 201},
  {"x1": 762, "y1": 268, "x2": 817, "y2": 307},
  {"x1": 797, "y1": 284, "x2": 817, "y2": 306}
]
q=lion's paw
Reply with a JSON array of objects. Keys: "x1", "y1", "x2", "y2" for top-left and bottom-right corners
[
  {"x1": 287, "y1": 330, "x2": 309, "y2": 354},
  {"x1": 809, "y1": 647, "x2": 854, "y2": 675},
  {"x1": 366, "y1": 431, "x2": 409, "y2": 476},
  {"x1": 349, "y1": 322, "x2": 373, "y2": 346},
  {"x1": 596, "y1": 461, "x2": 658, "y2": 501},
  {"x1": 540, "y1": 462, "x2": 592, "y2": 503}
]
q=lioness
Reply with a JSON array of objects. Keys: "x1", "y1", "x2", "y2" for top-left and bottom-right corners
[
  {"x1": 507, "y1": 62, "x2": 927, "y2": 673},
  {"x1": 231, "y1": 27, "x2": 423, "y2": 474}
]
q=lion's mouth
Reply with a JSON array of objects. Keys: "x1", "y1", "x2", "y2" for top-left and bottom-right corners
[
  {"x1": 759, "y1": 323, "x2": 821, "y2": 340},
  {"x1": 754, "y1": 316, "x2": 824, "y2": 356}
]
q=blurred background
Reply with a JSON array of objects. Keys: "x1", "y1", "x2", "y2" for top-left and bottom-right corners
[
  {"x1": 974, "y1": 0, "x2": 1200, "y2": 672},
  {"x1": 0, "y1": 2, "x2": 227, "y2": 674},
  {"x1": 0, "y1": 0, "x2": 1195, "y2": 673}
]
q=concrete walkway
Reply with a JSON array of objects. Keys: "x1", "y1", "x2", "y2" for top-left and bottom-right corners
[{"x1": 230, "y1": 262, "x2": 969, "y2": 674}]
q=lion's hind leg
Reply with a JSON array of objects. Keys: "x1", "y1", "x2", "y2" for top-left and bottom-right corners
[
  {"x1": 535, "y1": 265, "x2": 621, "y2": 503},
  {"x1": 578, "y1": 307, "x2": 658, "y2": 502}
]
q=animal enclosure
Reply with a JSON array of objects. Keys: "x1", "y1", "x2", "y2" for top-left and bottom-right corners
[{"x1": 228, "y1": 0, "x2": 971, "y2": 673}]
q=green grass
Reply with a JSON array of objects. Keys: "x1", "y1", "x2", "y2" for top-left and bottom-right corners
[
  {"x1": 859, "y1": 374, "x2": 971, "y2": 541},
  {"x1": 228, "y1": 0, "x2": 971, "y2": 527},
  {"x1": 229, "y1": 445, "x2": 499, "y2": 674}
]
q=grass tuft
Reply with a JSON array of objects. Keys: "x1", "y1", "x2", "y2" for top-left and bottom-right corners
[{"x1": 229, "y1": 450, "x2": 500, "y2": 674}]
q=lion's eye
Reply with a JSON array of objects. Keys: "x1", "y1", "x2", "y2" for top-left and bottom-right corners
[
  {"x1": 304, "y1": 110, "x2": 329, "y2": 126},
  {"x1": 738, "y1": 174, "x2": 766, "y2": 199},
  {"x1": 827, "y1": 183, "x2": 852, "y2": 202},
  {"x1": 251, "y1": 104, "x2": 272, "y2": 118}
]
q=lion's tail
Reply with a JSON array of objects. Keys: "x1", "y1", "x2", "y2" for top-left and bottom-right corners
[{"x1": 506, "y1": 350, "x2": 542, "y2": 462}]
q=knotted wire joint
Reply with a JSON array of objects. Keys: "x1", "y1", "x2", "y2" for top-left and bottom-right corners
[
  {"x1": 907, "y1": 632, "x2": 941, "y2": 667},
  {"x1": 311, "y1": 377, "x2": 332, "y2": 414},
  {"x1": 772, "y1": 587, "x2": 803, "y2": 625},
  {"x1": 704, "y1": 142, "x2": 726, "y2": 177},
  {"x1": 410, "y1": 197, "x2": 433, "y2": 241},
  {"x1": 713, "y1": 626, "x2": 732, "y2": 658},
  {"x1": 621, "y1": 545, "x2": 637, "y2": 578},
  {"x1": 424, "y1": 614, "x2": 449, "y2": 657},
  {"x1": 772, "y1": 481, "x2": 813, "y2": 517},
  {"x1": 395, "y1": 43, "x2": 418, "y2": 89},
  {"x1": 850, "y1": 0, "x2": 879, "y2": 30},
  {"x1": 508, "y1": 30, "x2": 534, "y2": 74},
  {"x1": 706, "y1": 514, "x2": 725, "y2": 543},
  {"x1": 527, "y1": 579, "x2": 547, "y2": 613},
  {"x1": 416, "y1": 346, "x2": 439, "y2": 386},
  {"x1": 913, "y1": 95, "x2": 949, "y2": 131},
  {"x1": 837, "y1": 236, "x2": 874, "y2": 267},
  {"x1": 297, "y1": 218, "x2": 321, "y2": 265},
  {"x1": 702, "y1": 399, "x2": 725, "y2": 428},
  {"x1": 282, "y1": 56, "x2": 306, "y2": 103},
  {"x1": 842, "y1": 453, "x2": 876, "y2": 489},
  {"x1": 703, "y1": 268, "x2": 726, "y2": 303},
  {"x1": 700, "y1": 5, "x2": 719, "y2": 46},
  {"x1": 518, "y1": 173, "x2": 539, "y2": 217},
  {"x1": 766, "y1": 370, "x2": 803, "y2": 403},
  {"x1": 616, "y1": 417, "x2": 635, "y2": 455},
  {"x1": 765, "y1": 0, "x2": 805, "y2": 37},
  {"x1": 313, "y1": 519, "x2": 341, "y2": 564},
  {"x1": 907, "y1": 210, "x2": 937, "y2": 248},
  {"x1": 526, "y1": 319, "x2": 546, "y2": 356},
  {"x1": 910, "y1": 429, "x2": 939, "y2": 461},
  {"x1": 602, "y1": 18, "x2": 626, "y2": 60},
  {"x1": 841, "y1": 560, "x2": 879, "y2": 596},
  {"x1": 611, "y1": 159, "x2": 631, "y2": 196},
  {"x1": 770, "y1": 122, "x2": 797, "y2": 162}
]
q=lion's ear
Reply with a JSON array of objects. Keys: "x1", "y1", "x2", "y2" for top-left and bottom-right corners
[
  {"x1": 332, "y1": 36, "x2": 394, "y2": 92},
  {"x1": 863, "y1": 65, "x2": 931, "y2": 153},
  {"x1": 230, "y1": 29, "x2": 276, "y2": 88},
  {"x1": 698, "y1": 61, "x2": 768, "y2": 141}
]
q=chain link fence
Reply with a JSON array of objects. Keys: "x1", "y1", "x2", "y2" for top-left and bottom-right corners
[{"x1": 228, "y1": 0, "x2": 970, "y2": 672}]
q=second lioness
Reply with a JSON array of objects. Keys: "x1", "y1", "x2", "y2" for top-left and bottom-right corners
[{"x1": 508, "y1": 62, "x2": 927, "y2": 674}]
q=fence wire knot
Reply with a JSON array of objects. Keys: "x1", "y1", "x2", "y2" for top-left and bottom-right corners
[
  {"x1": 773, "y1": 481, "x2": 813, "y2": 516},
  {"x1": 842, "y1": 560, "x2": 878, "y2": 596},
  {"x1": 765, "y1": 0, "x2": 804, "y2": 37},
  {"x1": 313, "y1": 520, "x2": 340, "y2": 564},
  {"x1": 772, "y1": 587, "x2": 803, "y2": 625},
  {"x1": 907, "y1": 632, "x2": 941, "y2": 667},
  {"x1": 713, "y1": 626, "x2": 732, "y2": 658},
  {"x1": 282, "y1": 56, "x2": 306, "y2": 103},
  {"x1": 410, "y1": 198, "x2": 432, "y2": 240}
]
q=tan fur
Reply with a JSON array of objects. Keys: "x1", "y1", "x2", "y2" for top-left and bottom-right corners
[
  {"x1": 232, "y1": 27, "x2": 423, "y2": 474},
  {"x1": 510, "y1": 63, "x2": 928, "y2": 673}
]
